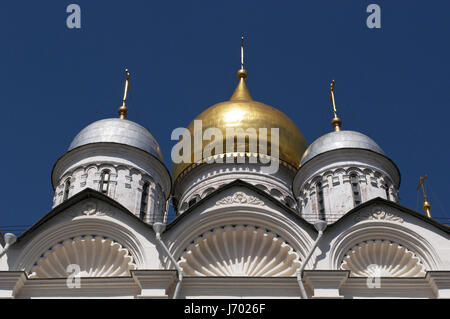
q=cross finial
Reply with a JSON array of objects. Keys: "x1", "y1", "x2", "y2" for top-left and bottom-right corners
[
  {"x1": 330, "y1": 80, "x2": 342, "y2": 131},
  {"x1": 237, "y1": 36, "x2": 248, "y2": 79},
  {"x1": 241, "y1": 35, "x2": 244, "y2": 70},
  {"x1": 417, "y1": 175, "x2": 432, "y2": 218},
  {"x1": 118, "y1": 69, "x2": 130, "y2": 119}
]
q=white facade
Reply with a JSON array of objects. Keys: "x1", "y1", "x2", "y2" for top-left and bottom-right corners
[
  {"x1": 0, "y1": 79, "x2": 449, "y2": 299},
  {"x1": 1, "y1": 184, "x2": 449, "y2": 299}
]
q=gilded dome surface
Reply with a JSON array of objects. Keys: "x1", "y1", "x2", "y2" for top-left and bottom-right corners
[
  {"x1": 300, "y1": 130, "x2": 385, "y2": 165},
  {"x1": 172, "y1": 72, "x2": 308, "y2": 181},
  {"x1": 69, "y1": 118, "x2": 163, "y2": 162}
]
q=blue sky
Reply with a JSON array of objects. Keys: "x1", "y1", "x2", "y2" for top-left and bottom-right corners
[{"x1": 0, "y1": 0, "x2": 449, "y2": 233}]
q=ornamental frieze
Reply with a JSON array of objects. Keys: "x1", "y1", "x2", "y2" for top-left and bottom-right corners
[
  {"x1": 355, "y1": 206, "x2": 404, "y2": 223},
  {"x1": 68, "y1": 201, "x2": 115, "y2": 217},
  {"x1": 216, "y1": 192, "x2": 264, "y2": 206}
]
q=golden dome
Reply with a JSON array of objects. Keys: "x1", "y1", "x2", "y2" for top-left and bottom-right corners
[{"x1": 172, "y1": 70, "x2": 308, "y2": 182}]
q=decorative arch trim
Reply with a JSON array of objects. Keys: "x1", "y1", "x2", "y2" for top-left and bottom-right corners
[
  {"x1": 165, "y1": 187, "x2": 316, "y2": 270},
  {"x1": 329, "y1": 222, "x2": 441, "y2": 271},
  {"x1": 14, "y1": 195, "x2": 148, "y2": 273}
]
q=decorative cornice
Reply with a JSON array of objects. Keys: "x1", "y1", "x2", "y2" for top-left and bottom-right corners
[
  {"x1": 426, "y1": 272, "x2": 450, "y2": 298},
  {"x1": 0, "y1": 272, "x2": 27, "y2": 298}
]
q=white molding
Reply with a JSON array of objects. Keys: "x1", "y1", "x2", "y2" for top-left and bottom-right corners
[
  {"x1": 0, "y1": 270, "x2": 448, "y2": 298},
  {"x1": 427, "y1": 272, "x2": 450, "y2": 298},
  {"x1": 132, "y1": 270, "x2": 177, "y2": 299},
  {"x1": 303, "y1": 271, "x2": 348, "y2": 299},
  {"x1": 0, "y1": 272, "x2": 26, "y2": 299}
]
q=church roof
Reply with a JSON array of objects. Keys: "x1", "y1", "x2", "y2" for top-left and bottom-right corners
[
  {"x1": 301, "y1": 130, "x2": 385, "y2": 165},
  {"x1": 166, "y1": 179, "x2": 315, "y2": 232},
  {"x1": 69, "y1": 118, "x2": 164, "y2": 162},
  {"x1": 167, "y1": 180, "x2": 450, "y2": 234},
  {"x1": 16, "y1": 188, "x2": 152, "y2": 243},
  {"x1": 326, "y1": 196, "x2": 450, "y2": 234}
]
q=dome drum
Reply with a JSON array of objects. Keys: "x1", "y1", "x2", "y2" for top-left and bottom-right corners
[
  {"x1": 172, "y1": 158, "x2": 298, "y2": 213},
  {"x1": 293, "y1": 130, "x2": 401, "y2": 224}
]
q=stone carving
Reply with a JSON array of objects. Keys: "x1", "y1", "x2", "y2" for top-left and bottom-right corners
[
  {"x1": 67, "y1": 201, "x2": 114, "y2": 217},
  {"x1": 341, "y1": 240, "x2": 425, "y2": 277},
  {"x1": 179, "y1": 225, "x2": 300, "y2": 276},
  {"x1": 215, "y1": 192, "x2": 264, "y2": 206},
  {"x1": 355, "y1": 207, "x2": 404, "y2": 223},
  {"x1": 29, "y1": 236, "x2": 136, "y2": 278},
  {"x1": 82, "y1": 201, "x2": 97, "y2": 216}
]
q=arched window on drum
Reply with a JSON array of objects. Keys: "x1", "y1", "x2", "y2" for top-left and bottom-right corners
[
  {"x1": 100, "y1": 170, "x2": 111, "y2": 195},
  {"x1": 350, "y1": 174, "x2": 361, "y2": 206}
]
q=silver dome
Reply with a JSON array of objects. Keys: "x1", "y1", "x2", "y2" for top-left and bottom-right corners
[
  {"x1": 301, "y1": 130, "x2": 384, "y2": 165},
  {"x1": 69, "y1": 118, "x2": 163, "y2": 161}
]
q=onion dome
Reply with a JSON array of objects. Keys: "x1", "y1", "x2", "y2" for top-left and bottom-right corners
[
  {"x1": 69, "y1": 118, "x2": 163, "y2": 162},
  {"x1": 172, "y1": 68, "x2": 308, "y2": 182},
  {"x1": 301, "y1": 130, "x2": 384, "y2": 166}
]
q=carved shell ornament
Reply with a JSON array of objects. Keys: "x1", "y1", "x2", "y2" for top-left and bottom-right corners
[
  {"x1": 216, "y1": 192, "x2": 264, "y2": 206},
  {"x1": 178, "y1": 225, "x2": 300, "y2": 276},
  {"x1": 29, "y1": 236, "x2": 136, "y2": 278},
  {"x1": 340, "y1": 240, "x2": 426, "y2": 277}
]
